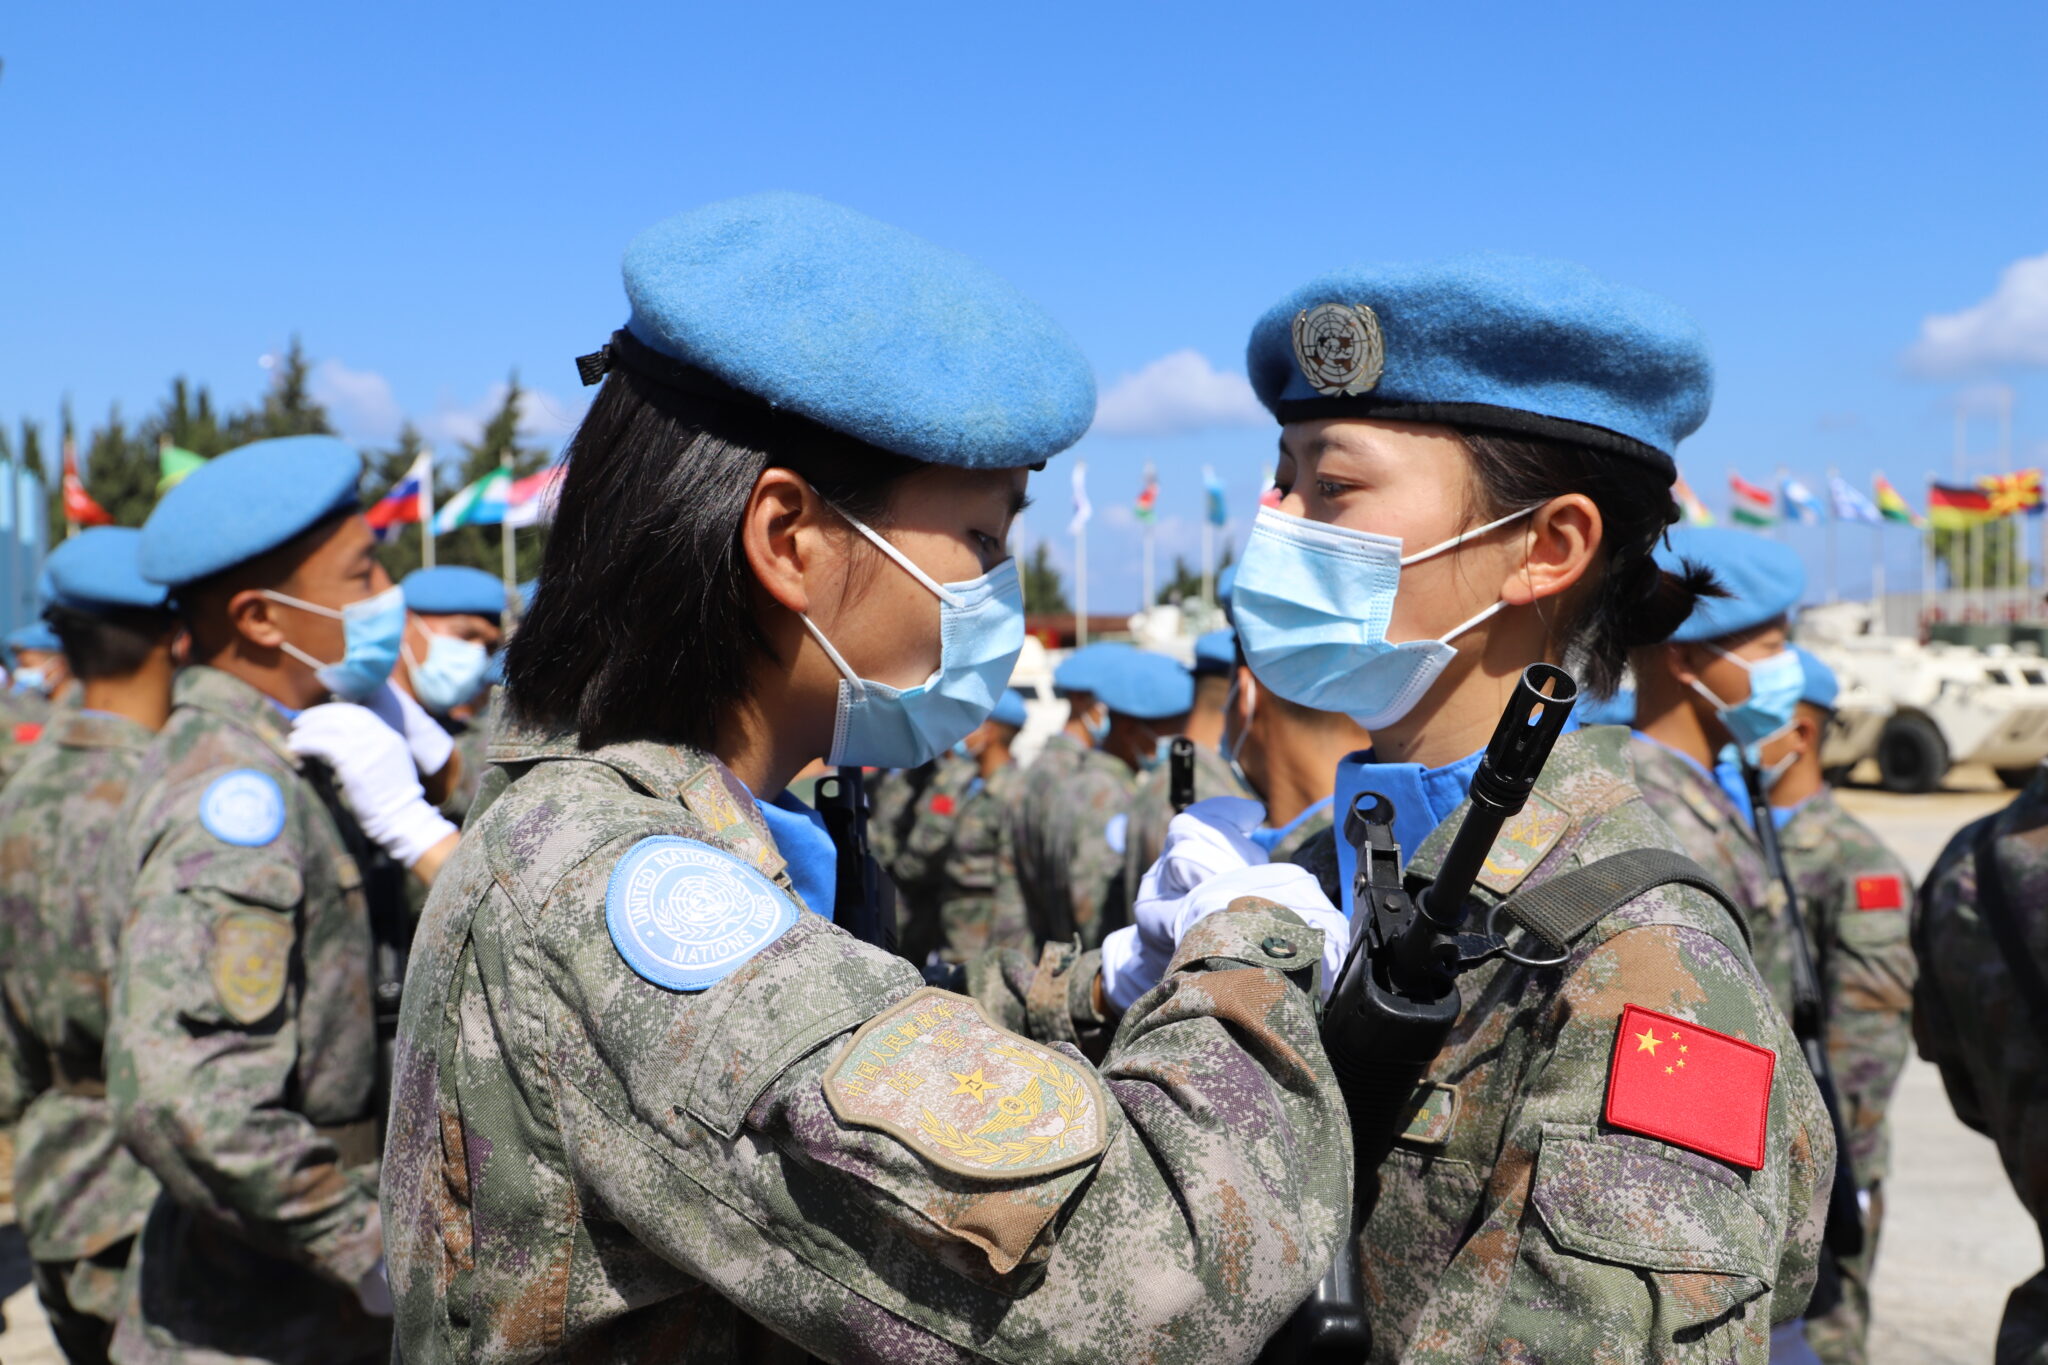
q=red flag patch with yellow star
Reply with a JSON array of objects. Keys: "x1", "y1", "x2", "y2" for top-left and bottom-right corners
[
  {"x1": 1604, "y1": 1004, "x2": 1774, "y2": 1170},
  {"x1": 1854, "y1": 874, "x2": 1904, "y2": 910}
]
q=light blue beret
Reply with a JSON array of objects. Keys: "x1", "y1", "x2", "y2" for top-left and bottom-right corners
[
  {"x1": 516, "y1": 578, "x2": 538, "y2": 612},
  {"x1": 42, "y1": 527, "x2": 171, "y2": 615},
  {"x1": 1657, "y1": 526, "x2": 1806, "y2": 643},
  {"x1": 402, "y1": 565, "x2": 506, "y2": 620},
  {"x1": 7, "y1": 622, "x2": 62, "y2": 654},
  {"x1": 140, "y1": 435, "x2": 362, "y2": 587},
  {"x1": 1096, "y1": 650, "x2": 1194, "y2": 721},
  {"x1": 1577, "y1": 688, "x2": 1638, "y2": 727},
  {"x1": 1791, "y1": 645, "x2": 1839, "y2": 711},
  {"x1": 990, "y1": 688, "x2": 1028, "y2": 729},
  {"x1": 1193, "y1": 628, "x2": 1237, "y2": 676},
  {"x1": 603, "y1": 192, "x2": 1095, "y2": 469},
  {"x1": 1247, "y1": 254, "x2": 1710, "y2": 475},
  {"x1": 1052, "y1": 641, "x2": 1134, "y2": 697}
]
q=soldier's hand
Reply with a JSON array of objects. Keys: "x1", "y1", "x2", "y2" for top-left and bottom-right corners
[
  {"x1": 359, "y1": 680, "x2": 457, "y2": 779},
  {"x1": 1128, "y1": 863, "x2": 1349, "y2": 1003},
  {"x1": 289, "y1": 702, "x2": 459, "y2": 870}
]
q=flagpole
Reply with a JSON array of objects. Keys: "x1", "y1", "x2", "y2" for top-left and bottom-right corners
[
  {"x1": 421, "y1": 446, "x2": 437, "y2": 570},
  {"x1": 1075, "y1": 523, "x2": 1088, "y2": 649},
  {"x1": 1824, "y1": 467, "x2": 1838, "y2": 603},
  {"x1": 499, "y1": 447, "x2": 516, "y2": 600}
]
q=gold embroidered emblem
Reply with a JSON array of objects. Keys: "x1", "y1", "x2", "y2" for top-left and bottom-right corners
[
  {"x1": 1476, "y1": 790, "x2": 1572, "y2": 896},
  {"x1": 1292, "y1": 302, "x2": 1386, "y2": 396},
  {"x1": 680, "y1": 766, "x2": 784, "y2": 879},
  {"x1": 211, "y1": 910, "x2": 292, "y2": 1025},
  {"x1": 825, "y1": 987, "x2": 1109, "y2": 1178},
  {"x1": 1398, "y1": 1081, "x2": 1460, "y2": 1148}
]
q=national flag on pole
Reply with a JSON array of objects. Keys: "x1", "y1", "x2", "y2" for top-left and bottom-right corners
[
  {"x1": 1729, "y1": 473, "x2": 1776, "y2": 527},
  {"x1": 1979, "y1": 470, "x2": 2043, "y2": 519},
  {"x1": 1828, "y1": 473, "x2": 1881, "y2": 525},
  {"x1": 1927, "y1": 481, "x2": 1995, "y2": 530},
  {"x1": 366, "y1": 450, "x2": 435, "y2": 541},
  {"x1": 1603, "y1": 1004, "x2": 1775, "y2": 1171},
  {"x1": 1780, "y1": 474, "x2": 1823, "y2": 525},
  {"x1": 1673, "y1": 476, "x2": 1715, "y2": 526},
  {"x1": 504, "y1": 465, "x2": 565, "y2": 530},
  {"x1": 61, "y1": 436, "x2": 115, "y2": 528},
  {"x1": 158, "y1": 443, "x2": 206, "y2": 494},
  {"x1": 1134, "y1": 465, "x2": 1159, "y2": 525},
  {"x1": 431, "y1": 467, "x2": 512, "y2": 534},
  {"x1": 1872, "y1": 475, "x2": 1923, "y2": 527},
  {"x1": 1202, "y1": 467, "x2": 1227, "y2": 527},
  {"x1": 1068, "y1": 462, "x2": 1091, "y2": 536}
]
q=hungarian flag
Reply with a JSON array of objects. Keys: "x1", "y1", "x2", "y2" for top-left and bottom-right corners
[
  {"x1": 1673, "y1": 476, "x2": 1715, "y2": 526},
  {"x1": 1134, "y1": 464, "x2": 1159, "y2": 525},
  {"x1": 1604, "y1": 1004, "x2": 1774, "y2": 1170},
  {"x1": 1729, "y1": 474, "x2": 1776, "y2": 527},
  {"x1": 1980, "y1": 470, "x2": 2043, "y2": 520},
  {"x1": 1927, "y1": 481, "x2": 1995, "y2": 530},
  {"x1": 61, "y1": 436, "x2": 115, "y2": 528},
  {"x1": 1873, "y1": 475, "x2": 1923, "y2": 527}
]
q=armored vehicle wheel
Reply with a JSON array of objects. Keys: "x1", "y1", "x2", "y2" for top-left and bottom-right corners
[{"x1": 1877, "y1": 712, "x2": 1948, "y2": 794}]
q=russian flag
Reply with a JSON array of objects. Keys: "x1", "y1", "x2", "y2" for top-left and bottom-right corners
[{"x1": 367, "y1": 450, "x2": 433, "y2": 542}]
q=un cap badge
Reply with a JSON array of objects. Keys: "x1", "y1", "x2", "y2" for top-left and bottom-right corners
[{"x1": 1292, "y1": 302, "x2": 1385, "y2": 397}]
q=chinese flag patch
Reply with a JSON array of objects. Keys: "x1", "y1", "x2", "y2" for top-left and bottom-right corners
[
  {"x1": 931, "y1": 795, "x2": 956, "y2": 816},
  {"x1": 1854, "y1": 874, "x2": 1903, "y2": 911},
  {"x1": 11, "y1": 722, "x2": 38, "y2": 745},
  {"x1": 1604, "y1": 1004, "x2": 1774, "y2": 1170}
]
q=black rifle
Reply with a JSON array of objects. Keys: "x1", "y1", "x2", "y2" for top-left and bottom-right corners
[
  {"x1": 1733, "y1": 756, "x2": 1866, "y2": 1285},
  {"x1": 1273, "y1": 663, "x2": 1578, "y2": 1363},
  {"x1": 815, "y1": 766, "x2": 896, "y2": 953},
  {"x1": 1168, "y1": 736, "x2": 1197, "y2": 815}
]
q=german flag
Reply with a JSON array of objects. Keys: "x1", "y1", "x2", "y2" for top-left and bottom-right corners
[{"x1": 1928, "y1": 481, "x2": 1995, "y2": 530}]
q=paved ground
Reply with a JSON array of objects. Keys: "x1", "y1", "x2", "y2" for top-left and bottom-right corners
[{"x1": 0, "y1": 771, "x2": 2038, "y2": 1364}]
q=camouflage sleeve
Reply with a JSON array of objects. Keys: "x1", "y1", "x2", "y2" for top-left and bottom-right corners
[
  {"x1": 0, "y1": 984, "x2": 34, "y2": 1124},
  {"x1": 1453, "y1": 908, "x2": 1831, "y2": 1362},
  {"x1": 1064, "y1": 764, "x2": 1135, "y2": 948},
  {"x1": 106, "y1": 809, "x2": 382, "y2": 1289},
  {"x1": 964, "y1": 939, "x2": 1114, "y2": 1059},
  {"x1": 1820, "y1": 848, "x2": 1917, "y2": 1188},
  {"x1": 891, "y1": 771, "x2": 970, "y2": 893}
]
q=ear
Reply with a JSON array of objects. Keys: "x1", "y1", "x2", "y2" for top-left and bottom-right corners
[
  {"x1": 740, "y1": 468, "x2": 833, "y2": 616},
  {"x1": 225, "y1": 590, "x2": 289, "y2": 650},
  {"x1": 1665, "y1": 641, "x2": 1709, "y2": 688},
  {"x1": 1500, "y1": 493, "x2": 1601, "y2": 608},
  {"x1": 1232, "y1": 664, "x2": 1259, "y2": 727},
  {"x1": 1793, "y1": 708, "x2": 1826, "y2": 756}
]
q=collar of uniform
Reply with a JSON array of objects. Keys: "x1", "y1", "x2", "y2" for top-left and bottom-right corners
[
  {"x1": 1628, "y1": 730, "x2": 1758, "y2": 843},
  {"x1": 173, "y1": 666, "x2": 300, "y2": 769},
  {"x1": 1774, "y1": 787, "x2": 1833, "y2": 851},
  {"x1": 46, "y1": 707, "x2": 155, "y2": 752}
]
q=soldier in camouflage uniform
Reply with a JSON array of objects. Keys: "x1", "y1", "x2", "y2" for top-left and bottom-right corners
[
  {"x1": 104, "y1": 436, "x2": 465, "y2": 1365},
  {"x1": 881, "y1": 746, "x2": 977, "y2": 965},
  {"x1": 392, "y1": 566, "x2": 506, "y2": 825},
  {"x1": 0, "y1": 622, "x2": 64, "y2": 787},
  {"x1": 382, "y1": 194, "x2": 1352, "y2": 1364},
  {"x1": 1006, "y1": 643, "x2": 1118, "y2": 946},
  {"x1": 1917, "y1": 762, "x2": 2048, "y2": 1365},
  {"x1": 1737, "y1": 647, "x2": 1915, "y2": 1365},
  {"x1": 892, "y1": 691, "x2": 1033, "y2": 963},
  {"x1": 1121, "y1": 253, "x2": 1834, "y2": 1358},
  {"x1": 0, "y1": 529, "x2": 178, "y2": 1364}
]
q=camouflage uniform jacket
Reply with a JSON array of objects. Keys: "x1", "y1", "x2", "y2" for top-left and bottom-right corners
[
  {"x1": 0, "y1": 686, "x2": 53, "y2": 789},
  {"x1": 1777, "y1": 789, "x2": 1916, "y2": 1191},
  {"x1": 381, "y1": 729, "x2": 1351, "y2": 1364},
  {"x1": 442, "y1": 715, "x2": 492, "y2": 826},
  {"x1": 105, "y1": 666, "x2": 388, "y2": 1365},
  {"x1": 896, "y1": 761, "x2": 1031, "y2": 963},
  {"x1": 887, "y1": 751, "x2": 980, "y2": 965},
  {"x1": 1265, "y1": 797, "x2": 1335, "y2": 867},
  {"x1": 0, "y1": 709, "x2": 162, "y2": 1264},
  {"x1": 1119, "y1": 742, "x2": 1254, "y2": 924},
  {"x1": 1301, "y1": 726, "x2": 1832, "y2": 1362},
  {"x1": 1012, "y1": 743, "x2": 1135, "y2": 950}
]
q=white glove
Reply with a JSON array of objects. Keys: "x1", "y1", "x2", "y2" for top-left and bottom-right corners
[
  {"x1": 358, "y1": 681, "x2": 456, "y2": 777},
  {"x1": 1098, "y1": 925, "x2": 1171, "y2": 1012},
  {"x1": 290, "y1": 703, "x2": 458, "y2": 867},
  {"x1": 355, "y1": 1258, "x2": 393, "y2": 1317},
  {"x1": 1138, "y1": 797, "x2": 1270, "y2": 920},
  {"x1": 1133, "y1": 862, "x2": 1352, "y2": 1002}
]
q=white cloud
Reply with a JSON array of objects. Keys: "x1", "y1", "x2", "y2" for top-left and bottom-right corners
[
  {"x1": 311, "y1": 359, "x2": 404, "y2": 444},
  {"x1": 1906, "y1": 251, "x2": 2048, "y2": 375},
  {"x1": 314, "y1": 358, "x2": 589, "y2": 453},
  {"x1": 1092, "y1": 349, "x2": 1266, "y2": 437},
  {"x1": 418, "y1": 381, "x2": 588, "y2": 452}
]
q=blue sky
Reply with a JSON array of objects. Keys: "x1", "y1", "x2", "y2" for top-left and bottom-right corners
[{"x1": 6, "y1": 2, "x2": 2047, "y2": 609}]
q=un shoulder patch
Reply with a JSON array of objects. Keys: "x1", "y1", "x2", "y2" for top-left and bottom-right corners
[
  {"x1": 825, "y1": 987, "x2": 1109, "y2": 1178},
  {"x1": 200, "y1": 769, "x2": 287, "y2": 847},
  {"x1": 211, "y1": 909, "x2": 292, "y2": 1024},
  {"x1": 605, "y1": 836, "x2": 800, "y2": 992}
]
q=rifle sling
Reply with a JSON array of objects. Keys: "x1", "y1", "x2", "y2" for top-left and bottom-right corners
[{"x1": 1495, "y1": 848, "x2": 1747, "y2": 953}]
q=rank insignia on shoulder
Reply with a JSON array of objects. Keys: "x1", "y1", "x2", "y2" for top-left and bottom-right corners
[
  {"x1": 1604, "y1": 1004, "x2": 1773, "y2": 1170},
  {"x1": 200, "y1": 769, "x2": 287, "y2": 847},
  {"x1": 606, "y1": 836, "x2": 799, "y2": 992},
  {"x1": 1854, "y1": 874, "x2": 1904, "y2": 911},
  {"x1": 211, "y1": 909, "x2": 292, "y2": 1024},
  {"x1": 1477, "y1": 790, "x2": 1570, "y2": 896},
  {"x1": 825, "y1": 986, "x2": 1110, "y2": 1179}
]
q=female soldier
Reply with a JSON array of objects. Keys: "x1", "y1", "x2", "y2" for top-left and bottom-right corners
[
  {"x1": 376, "y1": 193, "x2": 1352, "y2": 1365},
  {"x1": 1116, "y1": 256, "x2": 1834, "y2": 1362}
]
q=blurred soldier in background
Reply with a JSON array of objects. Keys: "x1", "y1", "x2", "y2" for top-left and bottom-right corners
[
  {"x1": 393, "y1": 565, "x2": 504, "y2": 824},
  {"x1": 0, "y1": 620, "x2": 67, "y2": 783},
  {"x1": 892, "y1": 688, "x2": 1032, "y2": 964},
  {"x1": 1008, "y1": 641, "x2": 1121, "y2": 945}
]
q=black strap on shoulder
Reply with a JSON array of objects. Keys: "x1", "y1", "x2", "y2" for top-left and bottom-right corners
[
  {"x1": 1497, "y1": 848, "x2": 1748, "y2": 953},
  {"x1": 1971, "y1": 823, "x2": 2048, "y2": 1039}
]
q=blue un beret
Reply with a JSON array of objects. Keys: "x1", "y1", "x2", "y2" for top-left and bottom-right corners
[
  {"x1": 1193, "y1": 628, "x2": 1237, "y2": 676},
  {"x1": 42, "y1": 527, "x2": 171, "y2": 616},
  {"x1": 1247, "y1": 254, "x2": 1711, "y2": 477},
  {"x1": 402, "y1": 566, "x2": 506, "y2": 620},
  {"x1": 1096, "y1": 651, "x2": 1195, "y2": 722},
  {"x1": 1657, "y1": 527, "x2": 1806, "y2": 643},
  {"x1": 990, "y1": 688, "x2": 1029, "y2": 730},
  {"x1": 7, "y1": 622, "x2": 62, "y2": 655},
  {"x1": 140, "y1": 435, "x2": 362, "y2": 587},
  {"x1": 611, "y1": 192, "x2": 1095, "y2": 469},
  {"x1": 1054, "y1": 641, "x2": 1140, "y2": 698},
  {"x1": 1791, "y1": 645, "x2": 1839, "y2": 712}
]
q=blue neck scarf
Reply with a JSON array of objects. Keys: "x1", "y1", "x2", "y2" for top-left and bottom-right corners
[
  {"x1": 1331, "y1": 747, "x2": 1484, "y2": 919},
  {"x1": 1251, "y1": 794, "x2": 1334, "y2": 856},
  {"x1": 754, "y1": 790, "x2": 838, "y2": 923}
]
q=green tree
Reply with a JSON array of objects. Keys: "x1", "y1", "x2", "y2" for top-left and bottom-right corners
[
  {"x1": 1153, "y1": 540, "x2": 1232, "y2": 605},
  {"x1": 80, "y1": 405, "x2": 159, "y2": 528},
  {"x1": 1021, "y1": 541, "x2": 1070, "y2": 616},
  {"x1": 225, "y1": 336, "x2": 331, "y2": 443},
  {"x1": 429, "y1": 375, "x2": 550, "y2": 584},
  {"x1": 1934, "y1": 519, "x2": 2027, "y2": 589}
]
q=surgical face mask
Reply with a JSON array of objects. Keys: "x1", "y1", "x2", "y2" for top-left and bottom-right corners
[
  {"x1": 264, "y1": 585, "x2": 405, "y2": 702},
  {"x1": 798, "y1": 507, "x2": 1025, "y2": 770},
  {"x1": 404, "y1": 627, "x2": 492, "y2": 714},
  {"x1": 11, "y1": 668, "x2": 46, "y2": 697},
  {"x1": 1232, "y1": 502, "x2": 1535, "y2": 729},
  {"x1": 1082, "y1": 705, "x2": 1109, "y2": 746},
  {"x1": 1135, "y1": 734, "x2": 1174, "y2": 773},
  {"x1": 1718, "y1": 741, "x2": 1798, "y2": 789},
  {"x1": 1691, "y1": 646, "x2": 1802, "y2": 751}
]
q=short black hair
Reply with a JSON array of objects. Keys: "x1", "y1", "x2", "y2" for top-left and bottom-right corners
[
  {"x1": 46, "y1": 604, "x2": 177, "y2": 681},
  {"x1": 506, "y1": 366, "x2": 924, "y2": 750}
]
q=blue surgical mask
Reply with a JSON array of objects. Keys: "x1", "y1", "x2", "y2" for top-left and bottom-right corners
[
  {"x1": 404, "y1": 629, "x2": 492, "y2": 713},
  {"x1": 1233, "y1": 503, "x2": 1534, "y2": 729},
  {"x1": 1717, "y1": 742, "x2": 1799, "y2": 791},
  {"x1": 1082, "y1": 705, "x2": 1109, "y2": 746},
  {"x1": 1693, "y1": 646, "x2": 1802, "y2": 751},
  {"x1": 11, "y1": 668, "x2": 46, "y2": 697},
  {"x1": 265, "y1": 584, "x2": 406, "y2": 702},
  {"x1": 1135, "y1": 734, "x2": 1174, "y2": 773},
  {"x1": 798, "y1": 508, "x2": 1024, "y2": 770}
]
